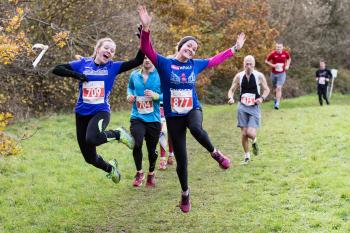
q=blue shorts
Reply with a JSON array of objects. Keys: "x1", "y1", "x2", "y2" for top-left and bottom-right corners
[{"x1": 271, "y1": 72, "x2": 286, "y2": 87}]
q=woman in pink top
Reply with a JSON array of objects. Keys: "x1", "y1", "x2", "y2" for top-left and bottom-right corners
[{"x1": 138, "y1": 5, "x2": 245, "y2": 213}]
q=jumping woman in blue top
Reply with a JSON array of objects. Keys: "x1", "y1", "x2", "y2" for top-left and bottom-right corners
[
  {"x1": 138, "y1": 5, "x2": 246, "y2": 212},
  {"x1": 52, "y1": 37, "x2": 144, "y2": 184}
]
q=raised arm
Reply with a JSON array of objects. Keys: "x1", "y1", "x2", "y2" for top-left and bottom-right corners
[
  {"x1": 119, "y1": 49, "x2": 145, "y2": 73},
  {"x1": 227, "y1": 74, "x2": 240, "y2": 104},
  {"x1": 138, "y1": 5, "x2": 158, "y2": 64},
  {"x1": 207, "y1": 32, "x2": 245, "y2": 69},
  {"x1": 52, "y1": 63, "x2": 88, "y2": 82}
]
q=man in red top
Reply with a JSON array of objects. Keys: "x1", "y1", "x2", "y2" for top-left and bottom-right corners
[{"x1": 265, "y1": 41, "x2": 291, "y2": 109}]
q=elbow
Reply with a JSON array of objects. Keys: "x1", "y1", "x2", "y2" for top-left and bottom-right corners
[{"x1": 52, "y1": 65, "x2": 61, "y2": 75}]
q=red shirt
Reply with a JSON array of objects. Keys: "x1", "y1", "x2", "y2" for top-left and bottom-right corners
[{"x1": 266, "y1": 50, "x2": 290, "y2": 74}]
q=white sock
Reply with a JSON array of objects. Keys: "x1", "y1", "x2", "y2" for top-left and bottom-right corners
[
  {"x1": 252, "y1": 137, "x2": 257, "y2": 144},
  {"x1": 245, "y1": 152, "x2": 250, "y2": 159},
  {"x1": 182, "y1": 189, "x2": 189, "y2": 196}
]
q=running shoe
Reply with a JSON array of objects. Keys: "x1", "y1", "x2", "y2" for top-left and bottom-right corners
[
  {"x1": 241, "y1": 157, "x2": 250, "y2": 165},
  {"x1": 252, "y1": 142, "x2": 259, "y2": 156},
  {"x1": 106, "y1": 159, "x2": 121, "y2": 184},
  {"x1": 180, "y1": 189, "x2": 191, "y2": 213},
  {"x1": 158, "y1": 159, "x2": 167, "y2": 170},
  {"x1": 211, "y1": 150, "x2": 231, "y2": 169},
  {"x1": 167, "y1": 156, "x2": 174, "y2": 165},
  {"x1": 146, "y1": 173, "x2": 156, "y2": 188},
  {"x1": 116, "y1": 127, "x2": 135, "y2": 149},
  {"x1": 132, "y1": 171, "x2": 145, "y2": 187}
]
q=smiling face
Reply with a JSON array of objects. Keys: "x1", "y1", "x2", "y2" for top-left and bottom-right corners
[
  {"x1": 178, "y1": 40, "x2": 198, "y2": 60},
  {"x1": 94, "y1": 40, "x2": 116, "y2": 64}
]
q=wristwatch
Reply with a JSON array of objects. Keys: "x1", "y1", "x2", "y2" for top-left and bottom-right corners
[{"x1": 232, "y1": 44, "x2": 239, "y2": 52}]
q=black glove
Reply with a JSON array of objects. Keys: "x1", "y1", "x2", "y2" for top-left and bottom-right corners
[
  {"x1": 77, "y1": 73, "x2": 88, "y2": 82},
  {"x1": 135, "y1": 24, "x2": 142, "y2": 39}
]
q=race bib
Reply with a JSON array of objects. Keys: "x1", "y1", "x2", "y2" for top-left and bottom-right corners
[
  {"x1": 136, "y1": 96, "x2": 154, "y2": 114},
  {"x1": 82, "y1": 81, "x2": 105, "y2": 104},
  {"x1": 170, "y1": 89, "x2": 193, "y2": 114},
  {"x1": 275, "y1": 63, "x2": 284, "y2": 72},
  {"x1": 241, "y1": 93, "x2": 256, "y2": 106},
  {"x1": 318, "y1": 77, "x2": 326, "y2": 85}
]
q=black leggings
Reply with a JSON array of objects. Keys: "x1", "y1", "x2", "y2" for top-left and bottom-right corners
[
  {"x1": 166, "y1": 109, "x2": 215, "y2": 191},
  {"x1": 130, "y1": 119, "x2": 161, "y2": 172},
  {"x1": 76, "y1": 112, "x2": 120, "y2": 173},
  {"x1": 317, "y1": 85, "x2": 329, "y2": 105}
]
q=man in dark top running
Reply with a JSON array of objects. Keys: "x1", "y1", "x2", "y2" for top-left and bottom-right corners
[{"x1": 315, "y1": 60, "x2": 332, "y2": 106}]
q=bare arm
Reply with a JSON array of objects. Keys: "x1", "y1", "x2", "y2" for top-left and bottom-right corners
[
  {"x1": 227, "y1": 74, "x2": 240, "y2": 104},
  {"x1": 265, "y1": 59, "x2": 276, "y2": 68},
  {"x1": 255, "y1": 73, "x2": 270, "y2": 105},
  {"x1": 285, "y1": 57, "x2": 291, "y2": 70}
]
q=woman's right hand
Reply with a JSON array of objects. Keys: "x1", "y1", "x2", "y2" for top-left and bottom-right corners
[
  {"x1": 127, "y1": 95, "x2": 136, "y2": 104},
  {"x1": 137, "y1": 5, "x2": 152, "y2": 32}
]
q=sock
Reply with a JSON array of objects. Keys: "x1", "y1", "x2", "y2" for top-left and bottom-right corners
[
  {"x1": 252, "y1": 137, "x2": 257, "y2": 144},
  {"x1": 245, "y1": 152, "x2": 251, "y2": 159},
  {"x1": 182, "y1": 189, "x2": 189, "y2": 196},
  {"x1": 114, "y1": 130, "x2": 120, "y2": 140}
]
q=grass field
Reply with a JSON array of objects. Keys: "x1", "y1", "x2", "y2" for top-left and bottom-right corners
[{"x1": 1, "y1": 94, "x2": 350, "y2": 233}]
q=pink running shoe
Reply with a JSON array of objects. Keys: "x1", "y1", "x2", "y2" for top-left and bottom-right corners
[
  {"x1": 158, "y1": 159, "x2": 167, "y2": 170},
  {"x1": 180, "y1": 190, "x2": 191, "y2": 213},
  {"x1": 211, "y1": 149, "x2": 231, "y2": 169},
  {"x1": 146, "y1": 173, "x2": 156, "y2": 188},
  {"x1": 132, "y1": 172, "x2": 144, "y2": 187}
]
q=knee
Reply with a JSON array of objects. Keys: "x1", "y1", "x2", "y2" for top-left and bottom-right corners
[
  {"x1": 86, "y1": 135, "x2": 98, "y2": 146},
  {"x1": 189, "y1": 125, "x2": 202, "y2": 137},
  {"x1": 241, "y1": 130, "x2": 248, "y2": 138},
  {"x1": 134, "y1": 140, "x2": 143, "y2": 150}
]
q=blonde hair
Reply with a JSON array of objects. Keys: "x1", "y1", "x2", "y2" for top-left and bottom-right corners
[
  {"x1": 244, "y1": 55, "x2": 255, "y2": 67},
  {"x1": 92, "y1": 38, "x2": 116, "y2": 58}
]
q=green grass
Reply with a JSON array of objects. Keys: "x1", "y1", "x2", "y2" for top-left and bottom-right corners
[{"x1": 1, "y1": 94, "x2": 350, "y2": 233}]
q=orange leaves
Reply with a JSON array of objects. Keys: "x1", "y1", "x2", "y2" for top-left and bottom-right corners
[
  {"x1": 0, "y1": 112, "x2": 21, "y2": 157},
  {"x1": 52, "y1": 31, "x2": 70, "y2": 48},
  {"x1": 1, "y1": 4, "x2": 31, "y2": 65},
  {"x1": 0, "y1": 112, "x2": 13, "y2": 132}
]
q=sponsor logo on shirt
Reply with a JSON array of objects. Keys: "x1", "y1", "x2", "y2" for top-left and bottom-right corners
[
  {"x1": 83, "y1": 67, "x2": 108, "y2": 76},
  {"x1": 171, "y1": 65, "x2": 180, "y2": 70}
]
